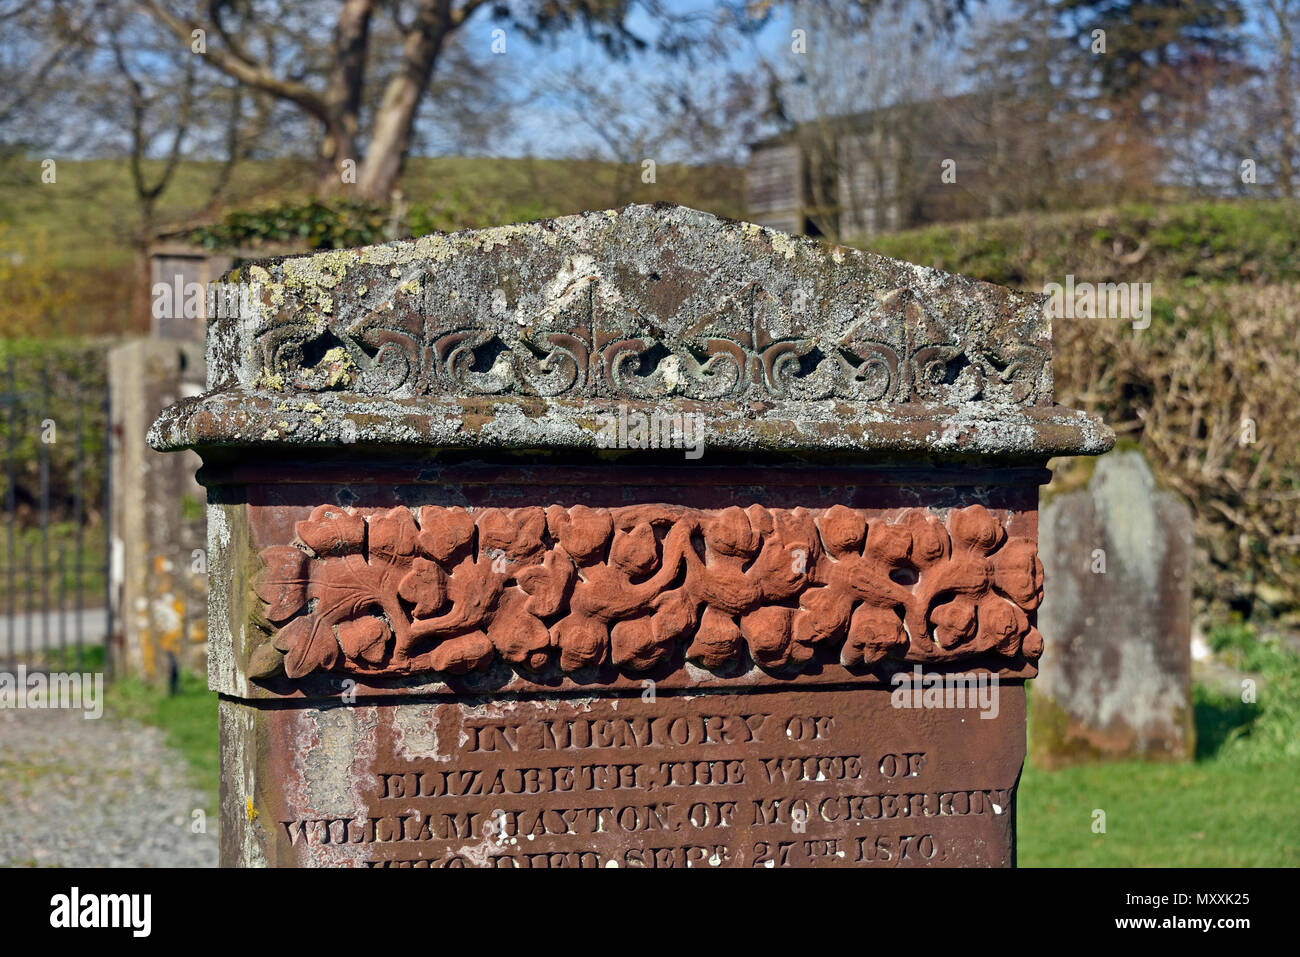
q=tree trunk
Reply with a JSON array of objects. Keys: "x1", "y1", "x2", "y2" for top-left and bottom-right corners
[
  {"x1": 1275, "y1": 7, "x2": 1296, "y2": 198},
  {"x1": 318, "y1": 117, "x2": 360, "y2": 196},
  {"x1": 356, "y1": 0, "x2": 449, "y2": 201},
  {"x1": 319, "y1": 0, "x2": 374, "y2": 196}
]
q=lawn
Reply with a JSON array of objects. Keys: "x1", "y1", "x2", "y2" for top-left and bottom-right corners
[{"x1": 1018, "y1": 757, "x2": 1298, "y2": 867}]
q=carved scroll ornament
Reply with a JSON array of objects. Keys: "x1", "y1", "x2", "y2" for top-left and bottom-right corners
[
  {"x1": 253, "y1": 282, "x2": 1047, "y2": 406},
  {"x1": 252, "y1": 503, "x2": 1044, "y2": 681}
]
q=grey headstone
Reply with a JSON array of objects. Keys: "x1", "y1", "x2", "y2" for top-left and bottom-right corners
[{"x1": 1034, "y1": 450, "x2": 1194, "y2": 765}]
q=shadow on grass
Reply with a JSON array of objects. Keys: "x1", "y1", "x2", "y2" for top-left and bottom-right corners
[{"x1": 1193, "y1": 684, "x2": 1260, "y2": 761}]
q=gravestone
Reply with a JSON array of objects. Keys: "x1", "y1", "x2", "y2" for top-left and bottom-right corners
[
  {"x1": 1033, "y1": 450, "x2": 1194, "y2": 766},
  {"x1": 148, "y1": 204, "x2": 1111, "y2": 867}
]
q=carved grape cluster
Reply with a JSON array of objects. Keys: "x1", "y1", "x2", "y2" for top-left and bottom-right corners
[{"x1": 252, "y1": 503, "x2": 1043, "y2": 680}]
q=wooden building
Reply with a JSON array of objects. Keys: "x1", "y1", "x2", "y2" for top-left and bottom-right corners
[{"x1": 745, "y1": 96, "x2": 1007, "y2": 240}]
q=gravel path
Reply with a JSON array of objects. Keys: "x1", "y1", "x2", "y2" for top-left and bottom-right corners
[{"x1": 0, "y1": 707, "x2": 218, "y2": 867}]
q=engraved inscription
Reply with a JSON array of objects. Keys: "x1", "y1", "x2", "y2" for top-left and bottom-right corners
[{"x1": 269, "y1": 688, "x2": 1023, "y2": 867}]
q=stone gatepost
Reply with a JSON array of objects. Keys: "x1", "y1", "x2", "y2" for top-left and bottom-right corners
[
  {"x1": 108, "y1": 338, "x2": 208, "y2": 682},
  {"x1": 148, "y1": 205, "x2": 1111, "y2": 868}
]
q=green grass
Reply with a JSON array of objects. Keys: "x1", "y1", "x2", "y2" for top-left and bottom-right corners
[
  {"x1": 105, "y1": 666, "x2": 219, "y2": 817},
  {"x1": 1018, "y1": 755, "x2": 1299, "y2": 866}
]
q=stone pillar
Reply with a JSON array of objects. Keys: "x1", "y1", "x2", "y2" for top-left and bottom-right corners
[
  {"x1": 148, "y1": 205, "x2": 1111, "y2": 868},
  {"x1": 108, "y1": 338, "x2": 208, "y2": 682}
]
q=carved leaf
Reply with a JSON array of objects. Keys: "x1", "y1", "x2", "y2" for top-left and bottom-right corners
[
  {"x1": 273, "y1": 616, "x2": 340, "y2": 679},
  {"x1": 516, "y1": 550, "x2": 574, "y2": 618},
  {"x1": 338, "y1": 616, "x2": 390, "y2": 665},
  {"x1": 948, "y1": 504, "x2": 1005, "y2": 554},
  {"x1": 479, "y1": 507, "x2": 546, "y2": 563},
  {"x1": 611, "y1": 616, "x2": 671, "y2": 671},
  {"x1": 976, "y1": 596, "x2": 1026, "y2": 655},
  {"x1": 687, "y1": 606, "x2": 743, "y2": 669},
  {"x1": 296, "y1": 505, "x2": 365, "y2": 556},
  {"x1": 417, "y1": 506, "x2": 476, "y2": 562},
  {"x1": 795, "y1": 585, "x2": 854, "y2": 645},
  {"x1": 740, "y1": 605, "x2": 797, "y2": 668},
  {"x1": 309, "y1": 557, "x2": 381, "y2": 625},
  {"x1": 842, "y1": 604, "x2": 907, "y2": 667},
  {"x1": 818, "y1": 505, "x2": 867, "y2": 558},
  {"x1": 254, "y1": 546, "x2": 309, "y2": 622},
  {"x1": 547, "y1": 504, "x2": 612, "y2": 563},
  {"x1": 901, "y1": 510, "x2": 949, "y2": 566},
  {"x1": 992, "y1": 538, "x2": 1044, "y2": 609},
  {"x1": 865, "y1": 521, "x2": 913, "y2": 567},
  {"x1": 398, "y1": 557, "x2": 448, "y2": 618},
  {"x1": 609, "y1": 523, "x2": 658, "y2": 576},
  {"x1": 705, "y1": 506, "x2": 760, "y2": 558},
  {"x1": 368, "y1": 507, "x2": 419, "y2": 563},
  {"x1": 488, "y1": 593, "x2": 551, "y2": 670},
  {"x1": 931, "y1": 597, "x2": 979, "y2": 648},
  {"x1": 553, "y1": 614, "x2": 609, "y2": 671}
]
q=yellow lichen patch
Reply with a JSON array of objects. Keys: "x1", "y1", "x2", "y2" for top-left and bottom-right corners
[
  {"x1": 411, "y1": 232, "x2": 457, "y2": 264},
  {"x1": 320, "y1": 346, "x2": 358, "y2": 388},
  {"x1": 247, "y1": 264, "x2": 272, "y2": 284},
  {"x1": 140, "y1": 628, "x2": 156, "y2": 680},
  {"x1": 255, "y1": 369, "x2": 285, "y2": 392},
  {"x1": 246, "y1": 796, "x2": 259, "y2": 822},
  {"x1": 769, "y1": 231, "x2": 799, "y2": 260},
  {"x1": 474, "y1": 221, "x2": 548, "y2": 252},
  {"x1": 283, "y1": 248, "x2": 355, "y2": 289}
]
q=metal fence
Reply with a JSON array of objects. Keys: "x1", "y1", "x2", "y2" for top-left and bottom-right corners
[{"x1": 0, "y1": 355, "x2": 112, "y2": 674}]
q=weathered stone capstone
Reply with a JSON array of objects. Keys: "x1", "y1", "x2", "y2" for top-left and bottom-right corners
[{"x1": 150, "y1": 203, "x2": 1109, "y2": 458}]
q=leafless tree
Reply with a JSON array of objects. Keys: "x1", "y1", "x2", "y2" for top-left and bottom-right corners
[{"x1": 137, "y1": 0, "x2": 743, "y2": 201}]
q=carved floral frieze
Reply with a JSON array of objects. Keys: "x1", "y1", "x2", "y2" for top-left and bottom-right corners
[{"x1": 251, "y1": 502, "x2": 1044, "y2": 681}]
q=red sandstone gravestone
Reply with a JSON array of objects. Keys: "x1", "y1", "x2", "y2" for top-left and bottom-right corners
[{"x1": 148, "y1": 204, "x2": 1112, "y2": 867}]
